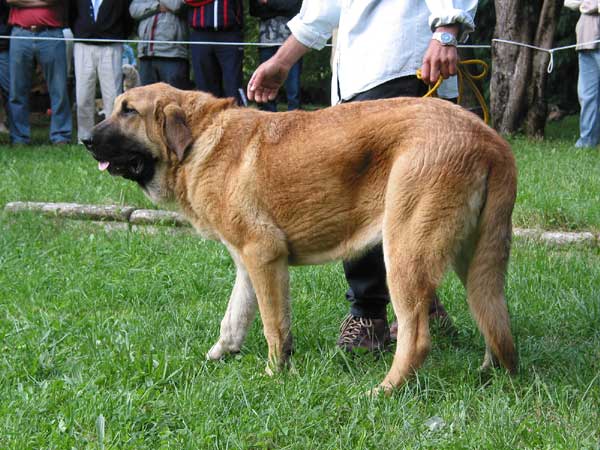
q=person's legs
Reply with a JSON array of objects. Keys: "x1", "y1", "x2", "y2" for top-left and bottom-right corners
[
  {"x1": 39, "y1": 28, "x2": 72, "y2": 143},
  {"x1": 74, "y1": 43, "x2": 98, "y2": 142},
  {"x1": 155, "y1": 58, "x2": 190, "y2": 90},
  {"x1": 8, "y1": 27, "x2": 34, "y2": 144},
  {"x1": 96, "y1": 44, "x2": 123, "y2": 117},
  {"x1": 284, "y1": 58, "x2": 302, "y2": 111},
  {"x1": 257, "y1": 46, "x2": 278, "y2": 112},
  {"x1": 576, "y1": 50, "x2": 600, "y2": 148},
  {"x1": 215, "y1": 31, "x2": 244, "y2": 105},
  {"x1": 190, "y1": 30, "x2": 222, "y2": 97},
  {"x1": 138, "y1": 58, "x2": 158, "y2": 86},
  {"x1": 0, "y1": 49, "x2": 12, "y2": 132},
  {"x1": 338, "y1": 76, "x2": 453, "y2": 351}
]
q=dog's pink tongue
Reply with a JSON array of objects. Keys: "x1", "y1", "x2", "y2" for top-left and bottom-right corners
[{"x1": 98, "y1": 161, "x2": 110, "y2": 171}]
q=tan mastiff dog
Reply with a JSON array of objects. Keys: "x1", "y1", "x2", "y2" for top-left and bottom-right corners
[{"x1": 83, "y1": 83, "x2": 518, "y2": 392}]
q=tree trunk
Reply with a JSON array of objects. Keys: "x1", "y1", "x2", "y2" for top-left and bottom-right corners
[{"x1": 491, "y1": 0, "x2": 563, "y2": 137}]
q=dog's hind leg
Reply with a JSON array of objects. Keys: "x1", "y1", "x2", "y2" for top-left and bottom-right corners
[
  {"x1": 378, "y1": 232, "x2": 440, "y2": 392},
  {"x1": 241, "y1": 241, "x2": 293, "y2": 376},
  {"x1": 376, "y1": 167, "x2": 476, "y2": 392},
  {"x1": 207, "y1": 255, "x2": 258, "y2": 360}
]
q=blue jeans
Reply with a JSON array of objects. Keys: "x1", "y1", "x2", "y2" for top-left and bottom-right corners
[
  {"x1": 190, "y1": 30, "x2": 244, "y2": 104},
  {"x1": 9, "y1": 27, "x2": 72, "y2": 144},
  {"x1": 258, "y1": 46, "x2": 302, "y2": 112},
  {"x1": 577, "y1": 50, "x2": 600, "y2": 148},
  {"x1": 139, "y1": 57, "x2": 190, "y2": 90},
  {"x1": 0, "y1": 49, "x2": 11, "y2": 131}
]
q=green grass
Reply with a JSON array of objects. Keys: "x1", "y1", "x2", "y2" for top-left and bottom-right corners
[
  {"x1": 510, "y1": 116, "x2": 600, "y2": 231},
  {"x1": 0, "y1": 117, "x2": 599, "y2": 448},
  {"x1": 0, "y1": 215, "x2": 598, "y2": 448}
]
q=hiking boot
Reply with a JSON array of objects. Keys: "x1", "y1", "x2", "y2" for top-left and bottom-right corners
[
  {"x1": 390, "y1": 294, "x2": 456, "y2": 341},
  {"x1": 337, "y1": 314, "x2": 391, "y2": 352}
]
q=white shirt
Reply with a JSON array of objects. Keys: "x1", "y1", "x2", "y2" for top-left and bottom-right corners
[
  {"x1": 288, "y1": 0, "x2": 477, "y2": 104},
  {"x1": 92, "y1": 0, "x2": 104, "y2": 21}
]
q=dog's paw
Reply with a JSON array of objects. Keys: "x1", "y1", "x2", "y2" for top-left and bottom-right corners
[
  {"x1": 264, "y1": 358, "x2": 296, "y2": 377},
  {"x1": 366, "y1": 383, "x2": 394, "y2": 398},
  {"x1": 206, "y1": 341, "x2": 235, "y2": 360},
  {"x1": 265, "y1": 364, "x2": 275, "y2": 377}
]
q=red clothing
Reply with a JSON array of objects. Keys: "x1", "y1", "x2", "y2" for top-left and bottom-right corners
[{"x1": 8, "y1": 6, "x2": 65, "y2": 28}]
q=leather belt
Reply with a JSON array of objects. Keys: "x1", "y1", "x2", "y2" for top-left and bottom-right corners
[{"x1": 17, "y1": 25, "x2": 56, "y2": 33}]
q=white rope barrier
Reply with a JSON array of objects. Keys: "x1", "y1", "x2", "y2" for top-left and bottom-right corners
[
  {"x1": 492, "y1": 38, "x2": 600, "y2": 73},
  {"x1": 0, "y1": 34, "x2": 593, "y2": 73}
]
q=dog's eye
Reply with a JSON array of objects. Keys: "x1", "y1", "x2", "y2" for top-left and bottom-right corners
[{"x1": 122, "y1": 104, "x2": 138, "y2": 116}]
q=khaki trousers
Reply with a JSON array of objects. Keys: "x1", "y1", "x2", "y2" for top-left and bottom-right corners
[{"x1": 74, "y1": 42, "x2": 123, "y2": 141}]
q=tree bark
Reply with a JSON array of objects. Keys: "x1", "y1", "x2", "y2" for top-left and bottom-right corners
[
  {"x1": 525, "y1": 0, "x2": 563, "y2": 137},
  {"x1": 491, "y1": 0, "x2": 563, "y2": 137}
]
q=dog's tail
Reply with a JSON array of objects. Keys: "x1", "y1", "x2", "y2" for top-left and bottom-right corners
[{"x1": 463, "y1": 140, "x2": 518, "y2": 374}]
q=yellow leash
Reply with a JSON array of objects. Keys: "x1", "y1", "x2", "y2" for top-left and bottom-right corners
[{"x1": 416, "y1": 59, "x2": 490, "y2": 124}]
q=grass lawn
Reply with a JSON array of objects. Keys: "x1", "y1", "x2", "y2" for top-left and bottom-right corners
[{"x1": 0, "y1": 115, "x2": 599, "y2": 448}]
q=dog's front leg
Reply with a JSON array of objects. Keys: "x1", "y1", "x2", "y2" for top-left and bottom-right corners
[
  {"x1": 207, "y1": 257, "x2": 258, "y2": 360},
  {"x1": 242, "y1": 247, "x2": 292, "y2": 376}
]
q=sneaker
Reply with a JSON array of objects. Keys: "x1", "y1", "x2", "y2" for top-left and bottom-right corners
[
  {"x1": 337, "y1": 314, "x2": 391, "y2": 352},
  {"x1": 389, "y1": 294, "x2": 456, "y2": 341}
]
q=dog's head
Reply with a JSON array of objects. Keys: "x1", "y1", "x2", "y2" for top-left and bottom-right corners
[{"x1": 83, "y1": 83, "x2": 233, "y2": 200}]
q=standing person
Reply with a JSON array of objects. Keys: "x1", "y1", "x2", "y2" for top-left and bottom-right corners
[
  {"x1": 565, "y1": 0, "x2": 600, "y2": 148},
  {"x1": 0, "y1": 0, "x2": 11, "y2": 134},
  {"x1": 250, "y1": 0, "x2": 302, "y2": 111},
  {"x1": 69, "y1": 0, "x2": 133, "y2": 143},
  {"x1": 7, "y1": 0, "x2": 71, "y2": 145},
  {"x1": 184, "y1": 0, "x2": 244, "y2": 104},
  {"x1": 248, "y1": 0, "x2": 477, "y2": 352},
  {"x1": 130, "y1": 0, "x2": 190, "y2": 89}
]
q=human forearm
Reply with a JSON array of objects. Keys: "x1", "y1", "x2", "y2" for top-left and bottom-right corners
[
  {"x1": 271, "y1": 35, "x2": 310, "y2": 71},
  {"x1": 247, "y1": 35, "x2": 310, "y2": 104},
  {"x1": 426, "y1": 0, "x2": 477, "y2": 42}
]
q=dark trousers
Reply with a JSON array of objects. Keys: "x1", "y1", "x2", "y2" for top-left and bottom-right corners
[
  {"x1": 343, "y1": 76, "x2": 427, "y2": 319},
  {"x1": 258, "y1": 46, "x2": 302, "y2": 112},
  {"x1": 139, "y1": 57, "x2": 190, "y2": 90},
  {"x1": 190, "y1": 29, "x2": 244, "y2": 105}
]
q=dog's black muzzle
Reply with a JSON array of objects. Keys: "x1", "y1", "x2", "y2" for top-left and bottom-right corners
[{"x1": 84, "y1": 121, "x2": 157, "y2": 186}]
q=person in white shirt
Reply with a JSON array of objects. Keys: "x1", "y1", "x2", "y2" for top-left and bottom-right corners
[{"x1": 247, "y1": 0, "x2": 477, "y2": 352}]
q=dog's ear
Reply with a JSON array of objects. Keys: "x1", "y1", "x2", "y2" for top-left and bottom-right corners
[{"x1": 163, "y1": 103, "x2": 193, "y2": 162}]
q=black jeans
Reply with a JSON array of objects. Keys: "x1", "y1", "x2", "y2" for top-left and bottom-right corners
[
  {"x1": 190, "y1": 30, "x2": 244, "y2": 105},
  {"x1": 343, "y1": 76, "x2": 427, "y2": 319}
]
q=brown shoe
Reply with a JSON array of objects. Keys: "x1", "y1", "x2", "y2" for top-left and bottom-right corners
[
  {"x1": 390, "y1": 294, "x2": 456, "y2": 341},
  {"x1": 337, "y1": 314, "x2": 391, "y2": 352}
]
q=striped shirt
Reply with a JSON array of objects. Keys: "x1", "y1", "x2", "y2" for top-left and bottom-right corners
[{"x1": 185, "y1": 0, "x2": 243, "y2": 31}]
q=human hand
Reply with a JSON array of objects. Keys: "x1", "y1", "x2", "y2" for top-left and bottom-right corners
[
  {"x1": 247, "y1": 57, "x2": 289, "y2": 103},
  {"x1": 420, "y1": 26, "x2": 459, "y2": 85}
]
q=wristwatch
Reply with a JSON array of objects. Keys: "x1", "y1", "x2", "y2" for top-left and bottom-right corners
[{"x1": 432, "y1": 31, "x2": 458, "y2": 47}]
